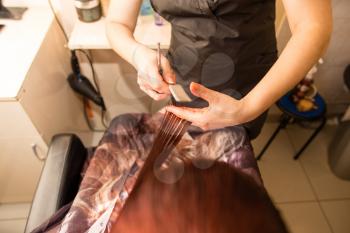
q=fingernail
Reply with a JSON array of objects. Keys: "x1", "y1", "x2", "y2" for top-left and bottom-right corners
[
  {"x1": 190, "y1": 82, "x2": 198, "y2": 92},
  {"x1": 167, "y1": 77, "x2": 175, "y2": 84}
]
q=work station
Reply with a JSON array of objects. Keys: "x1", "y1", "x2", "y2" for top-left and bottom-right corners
[{"x1": 0, "y1": 0, "x2": 350, "y2": 232}]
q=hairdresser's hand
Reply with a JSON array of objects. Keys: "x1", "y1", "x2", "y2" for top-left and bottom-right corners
[
  {"x1": 166, "y1": 82, "x2": 251, "y2": 131},
  {"x1": 132, "y1": 45, "x2": 176, "y2": 100}
]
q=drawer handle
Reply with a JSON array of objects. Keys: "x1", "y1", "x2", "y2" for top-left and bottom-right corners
[{"x1": 31, "y1": 143, "x2": 46, "y2": 161}]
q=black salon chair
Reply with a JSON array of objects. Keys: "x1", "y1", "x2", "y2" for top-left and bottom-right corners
[{"x1": 24, "y1": 134, "x2": 88, "y2": 233}]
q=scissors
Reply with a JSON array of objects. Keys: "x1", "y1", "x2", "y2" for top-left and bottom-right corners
[{"x1": 157, "y1": 43, "x2": 191, "y2": 103}]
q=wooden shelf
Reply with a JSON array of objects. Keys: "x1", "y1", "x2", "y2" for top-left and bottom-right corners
[{"x1": 68, "y1": 15, "x2": 171, "y2": 50}]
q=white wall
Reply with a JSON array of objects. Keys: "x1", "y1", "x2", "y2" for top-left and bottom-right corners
[
  {"x1": 276, "y1": 0, "x2": 350, "y2": 116},
  {"x1": 314, "y1": 0, "x2": 350, "y2": 115},
  {"x1": 50, "y1": 0, "x2": 77, "y2": 36}
]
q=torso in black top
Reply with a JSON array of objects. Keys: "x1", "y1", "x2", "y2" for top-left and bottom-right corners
[{"x1": 151, "y1": 0, "x2": 278, "y2": 139}]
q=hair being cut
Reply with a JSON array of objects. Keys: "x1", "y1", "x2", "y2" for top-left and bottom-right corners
[{"x1": 112, "y1": 160, "x2": 288, "y2": 233}]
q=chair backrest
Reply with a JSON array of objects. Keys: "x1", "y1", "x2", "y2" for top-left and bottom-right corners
[{"x1": 25, "y1": 134, "x2": 87, "y2": 233}]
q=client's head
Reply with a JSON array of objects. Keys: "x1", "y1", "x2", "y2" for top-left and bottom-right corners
[{"x1": 112, "y1": 161, "x2": 288, "y2": 233}]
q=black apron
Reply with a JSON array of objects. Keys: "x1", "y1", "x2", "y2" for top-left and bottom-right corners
[{"x1": 151, "y1": 0, "x2": 278, "y2": 139}]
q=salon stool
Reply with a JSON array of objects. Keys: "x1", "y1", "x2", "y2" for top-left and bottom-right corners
[{"x1": 256, "y1": 92, "x2": 327, "y2": 160}]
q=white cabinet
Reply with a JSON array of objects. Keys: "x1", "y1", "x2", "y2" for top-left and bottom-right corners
[
  {"x1": 0, "y1": 102, "x2": 47, "y2": 203},
  {"x1": 0, "y1": 6, "x2": 89, "y2": 203}
]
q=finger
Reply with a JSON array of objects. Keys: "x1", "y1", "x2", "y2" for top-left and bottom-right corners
[
  {"x1": 166, "y1": 105, "x2": 210, "y2": 130},
  {"x1": 138, "y1": 78, "x2": 170, "y2": 98},
  {"x1": 137, "y1": 76, "x2": 152, "y2": 89},
  {"x1": 165, "y1": 105, "x2": 203, "y2": 123},
  {"x1": 141, "y1": 86, "x2": 165, "y2": 100},
  {"x1": 161, "y1": 56, "x2": 176, "y2": 84},
  {"x1": 138, "y1": 70, "x2": 168, "y2": 94},
  {"x1": 190, "y1": 82, "x2": 217, "y2": 103},
  {"x1": 138, "y1": 71, "x2": 158, "y2": 89},
  {"x1": 140, "y1": 85, "x2": 168, "y2": 100},
  {"x1": 149, "y1": 68, "x2": 171, "y2": 94},
  {"x1": 140, "y1": 85, "x2": 166, "y2": 100}
]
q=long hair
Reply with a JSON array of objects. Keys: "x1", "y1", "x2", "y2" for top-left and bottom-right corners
[{"x1": 111, "y1": 160, "x2": 288, "y2": 233}]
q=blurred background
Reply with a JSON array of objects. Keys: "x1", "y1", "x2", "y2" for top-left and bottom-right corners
[{"x1": 0, "y1": 0, "x2": 349, "y2": 232}]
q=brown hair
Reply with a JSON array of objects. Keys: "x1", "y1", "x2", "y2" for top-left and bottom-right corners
[{"x1": 111, "y1": 160, "x2": 288, "y2": 233}]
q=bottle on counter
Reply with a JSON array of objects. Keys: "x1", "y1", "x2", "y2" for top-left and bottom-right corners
[
  {"x1": 154, "y1": 12, "x2": 163, "y2": 26},
  {"x1": 140, "y1": 0, "x2": 153, "y2": 16},
  {"x1": 74, "y1": 0, "x2": 102, "y2": 23}
]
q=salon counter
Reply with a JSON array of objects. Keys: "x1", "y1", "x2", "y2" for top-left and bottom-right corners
[{"x1": 68, "y1": 15, "x2": 171, "y2": 50}]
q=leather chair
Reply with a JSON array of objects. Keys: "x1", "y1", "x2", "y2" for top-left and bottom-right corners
[{"x1": 24, "y1": 134, "x2": 88, "y2": 233}]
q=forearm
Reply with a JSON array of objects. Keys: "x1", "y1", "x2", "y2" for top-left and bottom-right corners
[
  {"x1": 241, "y1": 24, "x2": 332, "y2": 123},
  {"x1": 105, "y1": 0, "x2": 143, "y2": 67},
  {"x1": 106, "y1": 22, "x2": 141, "y2": 66}
]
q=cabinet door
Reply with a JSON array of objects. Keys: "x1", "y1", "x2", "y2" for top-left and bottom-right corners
[
  {"x1": 0, "y1": 137, "x2": 46, "y2": 203},
  {"x1": 0, "y1": 102, "x2": 47, "y2": 203},
  {"x1": 20, "y1": 19, "x2": 89, "y2": 144}
]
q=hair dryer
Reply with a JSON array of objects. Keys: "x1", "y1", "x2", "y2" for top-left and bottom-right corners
[{"x1": 67, "y1": 51, "x2": 106, "y2": 110}]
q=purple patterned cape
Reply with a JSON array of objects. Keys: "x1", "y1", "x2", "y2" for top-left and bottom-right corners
[{"x1": 33, "y1": 113, "x2": 261, "y2": 233}]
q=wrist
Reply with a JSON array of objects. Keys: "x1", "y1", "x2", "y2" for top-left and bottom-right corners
[
  {"x1": 235, "y1": 96, "x2": 259, "y2": 125},
  {"x1": 130, "y1": 43, "x2": 145, "y2": 69}
]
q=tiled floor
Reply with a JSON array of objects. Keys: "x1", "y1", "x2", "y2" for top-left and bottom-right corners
[
  {"x1": 0, "y1": 203, "x2": 30, "y2": 233},
  {"x1": 1, "y1": 123, "x2": 350, "y2": 233},
  {"x1": 0, "y1": 131, "x2": 105, "y2": 233},
  {"x1": 253, "y1": 123, "x2": 350, "y2": 233}
]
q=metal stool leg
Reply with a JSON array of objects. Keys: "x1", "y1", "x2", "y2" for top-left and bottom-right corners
[
  {"x1": 256, "y1": 114, "x2": 291, "y2": 160},
  {"x1": 293, "y1": 117, "x2": 326, "y2": 160}
]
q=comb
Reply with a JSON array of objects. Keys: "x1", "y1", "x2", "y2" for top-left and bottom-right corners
[{"x1": 169, "y1": 84, "x2": 192, "y2": 102}]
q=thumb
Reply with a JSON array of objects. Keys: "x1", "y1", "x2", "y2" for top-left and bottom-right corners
[
  {"x1": 190, "y1": 82, "x2": 216, "y2": 102},
  {"x1": 166, "y1": 105, "x2": 201, "y2": 123},
  {"x1": 161, "y1": 57, "x2": 176, "y2": 84}
]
